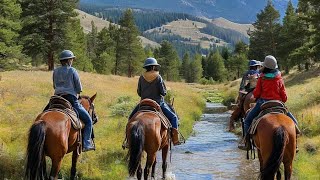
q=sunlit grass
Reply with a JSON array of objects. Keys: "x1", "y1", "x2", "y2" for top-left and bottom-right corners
[{"x1": 0, "y1": 70, "x2": 204, "y2": 179}]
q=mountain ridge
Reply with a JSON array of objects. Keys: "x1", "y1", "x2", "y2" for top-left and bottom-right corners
[{"x1": 80, "y1": 0, "x2": 298, "y2": 23}]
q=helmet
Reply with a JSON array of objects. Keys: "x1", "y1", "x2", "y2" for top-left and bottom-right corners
[
  {"x1": 143, "y1": 57, "x2": 160, "y2": 68},
  {"x1": 249, "y1": 60, "x2": 259, "y2": 67},
  {"x1": 263, "y1": 55, "x2": 278, "y2": 69},
  {"x1": 59, "y1": 50, "x2": 76, "y2": 61}
]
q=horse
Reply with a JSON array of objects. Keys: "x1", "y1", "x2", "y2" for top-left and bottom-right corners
[
  {"x1": 253, "y1": 113, "x2": 296, "y2": 180},
  {"x1": 228, "y1": 90, "x2": 255, "y2": 131},
  {"x1": 126, "y1": 99, "x2": 171, "y2": 180},
  {"x1": 25, "y1": 94, "x2": 98, "y2": 180}
]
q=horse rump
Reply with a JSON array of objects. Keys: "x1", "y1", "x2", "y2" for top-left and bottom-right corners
[{"x1": 25, "y1": 120, "x2": 47, "y2": 180}]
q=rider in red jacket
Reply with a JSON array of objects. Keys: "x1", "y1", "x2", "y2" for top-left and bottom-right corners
[
  {"x1": 253, "y1": 70, "x2": 287, "y2": 102},
  {"x1": 239, "y1": 55, "x2": 300, "y2": 151}
]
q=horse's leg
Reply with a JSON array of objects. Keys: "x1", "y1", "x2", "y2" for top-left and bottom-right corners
[
  {"x1": 49, "y1": 157, "x2": 63, "y2": 180},
  {"x1": 151, "y1": 158, "x2": 156, "y2": 179},
  {"x1": 144, "y1": 153, "x2": 156, "y2": 180},
  {"x1": 229, "y1": 106, "x2": 241, "y2": 131},
  {"x1": 162, "y1": 144, "x2": 169, "y2": 179},
  {"x1": 257, "y1": 150, "x2": 263, "y2": 171},
  {"x1": 70, "y1": 150, "x2": 79, "y2": 180},
  {"x1": 276, "y1": 170, "x2": 281, "y2": 180},
  {"x1": 137, "y1": 164, "x2": 143, "y2": 180}
]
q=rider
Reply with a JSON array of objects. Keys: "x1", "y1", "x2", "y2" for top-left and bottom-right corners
[
  {"x1": 125, "y1": 57, "x2": 181, "y2": 146},
  {"x1": 229, "y1": 60, "x2": 261, "y2": 131},
  {"x1": 238, "y1": 55, "x2": 300, "y2": 150},
  {"x1": 52, "y1": 50, "x2": 95, "y2": 152}
]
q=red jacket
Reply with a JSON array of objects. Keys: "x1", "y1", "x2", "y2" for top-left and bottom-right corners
[{"x1": 253, "y1": 72, "x2": 287, "y2": 102}]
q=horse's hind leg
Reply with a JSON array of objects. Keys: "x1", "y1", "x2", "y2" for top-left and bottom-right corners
[
  {"x1": 49, "y1": 158, "x2": 63, "y2": 180},
  {"x1": 70, "y1": 150, "x2": 79, "y2": 180},
  {"x1": 151, "y1": 159, "x2": 156, "y2": 179},
  {"x1": 284, "y1": 160, "x2": 293, "y2": 180},
  {"x1": 137, "y1": 164, "x2": 142, "y2": 180},
  {"x1": 162, "y1": 145, "x2": 169, "y2": 179},
  {"x1": 144, "y1": 153, "x2": 156, "y2": 180}
]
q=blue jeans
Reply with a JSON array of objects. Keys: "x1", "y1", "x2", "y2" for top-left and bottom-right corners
[
  {"x1": 62, "y1": 94, "x2": 93, "y2": 148},
  {"x1": 129, "y1": 101, "x2": 179, "y2": 129},
  {"x1": 244, "y1": 98, "x2": 299, "y2": 135}
]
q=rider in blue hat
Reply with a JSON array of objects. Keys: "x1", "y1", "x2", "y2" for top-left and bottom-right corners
[{"x1": 53, "y1": 50, "x2": 95, "y2": 152}]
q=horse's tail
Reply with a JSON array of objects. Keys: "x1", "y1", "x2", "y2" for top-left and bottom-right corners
[
  {"x1": 260, "y1": 125, "x2": 288, "y2": 179},
  {"x1": 128, "y1": 121, "x2": 145, "y2": 176},
  {"x1": 25, "y1": 120, "x2": 47, "y2": 180}
]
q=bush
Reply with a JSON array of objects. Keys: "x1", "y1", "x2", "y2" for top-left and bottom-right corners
[{"x1": 110, "y1": 96, "x2": 136, "y2": 117}]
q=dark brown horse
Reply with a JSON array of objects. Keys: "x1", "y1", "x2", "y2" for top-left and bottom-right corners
[
  {"x1": 25, "y1": 94, "x2": 97, "y2": 180},
  {"x1": 126, "y1": 106, "x2": 170, "y2": 179},
  {"x1": 229, "y1": 91, "x2": 256, "y2": 131},
  {"x1": 253, "y1": 113, "x2": 296, "y2": 180}
]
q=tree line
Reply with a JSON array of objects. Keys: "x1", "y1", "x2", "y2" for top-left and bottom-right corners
[
  {"x1": 0, "y1": 0, "x2": 250, "y2": 83},
  {"x1": 249, "y1": 0, "x2": 320, "y2": 73}
]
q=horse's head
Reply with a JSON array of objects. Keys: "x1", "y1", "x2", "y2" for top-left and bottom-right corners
[{"x1": 79, "y1": 93, "x2": 98, "y2": 124}]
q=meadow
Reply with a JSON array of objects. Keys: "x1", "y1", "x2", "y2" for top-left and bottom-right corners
[{"x1": 0, "y1": 70, "x2": 205, "y2": 179}]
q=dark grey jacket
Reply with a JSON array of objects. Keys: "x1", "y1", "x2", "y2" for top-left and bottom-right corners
[{"x1": 137, "y1": 71, "x2": 166, "y2": 104}]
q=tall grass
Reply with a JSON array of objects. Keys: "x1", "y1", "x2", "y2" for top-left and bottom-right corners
[{"x1": 0, "y1": 70, "x2": 204, "y2": 179}]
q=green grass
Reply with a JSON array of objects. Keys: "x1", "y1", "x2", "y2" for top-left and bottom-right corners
[{"x1": 0, "y1": 70, "x2": 205, "y2": 179}]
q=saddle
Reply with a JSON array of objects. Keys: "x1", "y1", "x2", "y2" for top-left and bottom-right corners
[
  {"x1": 249, "y1": 100, "x2": 287, "y2": 135},
  {"x1": 130, "y1": 99, "x2": 172, "y2": 130},
  {"x1": 46, "y1": 95, "x2": 83, "y2": 130}
]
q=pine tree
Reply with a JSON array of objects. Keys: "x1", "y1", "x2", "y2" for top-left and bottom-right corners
[
  {"x1": 278, "y1": 1, "x2": 300, "y2": 73},
  {"x1": 248, "y1": 1, "x2": 281, "y2": 61},
  {"x1": 65, "y1": 19, "x2": 93, "y2": 72},
  {"x1": 181, "y1": 52, "x2": 191, "y2": 81},
  {"x1": 20, "y1": 0, "x2": 78, "y2": 70},
  {"x1": 157, "y1": 41, "x2": 180, "y2": 81},
  {"x1": 189, "y1": 54, "x2": 203, "y2": 83},
  {"x1": 302, "y1": 0, "x2": 320, "y2": 58},
  {"x1": 0, "y1": 0, "x2": 23, "y2": 69},
  {"x1": 93, "y1": 27, "x2": 116, "y2": 74},
  {"x1": 289, "y1": 0, "x2": 313, "y2": 71},
  {"x1": 86, "y1": 21, "x2": 98, "y2": 61},
  {"x1": 207, "y1": 51, "x2": 227, "y2": 82},
  {"x1": 116, "y1": 9, "x2": 145, "y2": 77}
]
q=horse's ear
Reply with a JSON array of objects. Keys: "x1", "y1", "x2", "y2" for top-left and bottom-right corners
[{"x1": 90, "y1": 93, "x2": 97, "y2": 102}]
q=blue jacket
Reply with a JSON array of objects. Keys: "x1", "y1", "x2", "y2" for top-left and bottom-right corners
[
  {"x1": 239, "y1": 69, "x2": 260, "y2": 91},
  {"x1": 53, "y1": 65, "x2": 82, "y2": 97}
]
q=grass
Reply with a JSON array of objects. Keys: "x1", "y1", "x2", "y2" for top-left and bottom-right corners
[{"x1": 0, "y1": 70, "x2": 205, "y2": 179}]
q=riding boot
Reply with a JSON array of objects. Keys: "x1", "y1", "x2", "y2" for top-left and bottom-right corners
[
  {"x1": 171, "y1": 128, "x2": 181, "y2": 145},
  {"x1": 238, "y1": 135, "x2": 250, "y2": 151}
]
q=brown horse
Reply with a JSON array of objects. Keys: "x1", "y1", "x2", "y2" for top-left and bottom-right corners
[
  {"x1": 126, "y1": 107, "x2": 170, "y2": 179},
  {"x1": 253, "y1": 113, "x2": 296, "y2": 180},
  {"x1": 25, "y1": 94, "x2": 97, "y2": 180},
  {"x1": 229, "y1": 91, "x2": 256, "y2": 131}
]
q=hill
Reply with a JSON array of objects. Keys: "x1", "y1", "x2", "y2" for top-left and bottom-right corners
[
  {"x1": 80, "y1": 0, "x2": 298, "y2": 23},
  {"x1": 211, "y1": 17, "x2": 253, "y2": 38},
  {"x1": 144, "y1": 19, "x2": 228, "y2": 49},
  {"x1": 0, "y1": 70, "x2": 204, "y2": 179},
  {"x1": 76, "y1": 9, "x2": 160, "y2": 48}
]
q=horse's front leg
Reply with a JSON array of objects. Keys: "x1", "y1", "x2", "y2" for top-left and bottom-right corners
[
  {"x1": 162, "y1": 144, "x2": 169, "y2": 179},
  {"x1": 70, "y1": 150, "x2": 80, "y2": 180},
  {"x1": 137, "y1": 164, "x2": 143, "y2": 180}
]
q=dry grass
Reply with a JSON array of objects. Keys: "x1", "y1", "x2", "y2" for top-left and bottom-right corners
[
  {"x1": 0, "y1": 70, "x2": 204, "y2": 179},
  {"x1": 211, "y1": 17, "x2": 253, "y2": 38}
]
